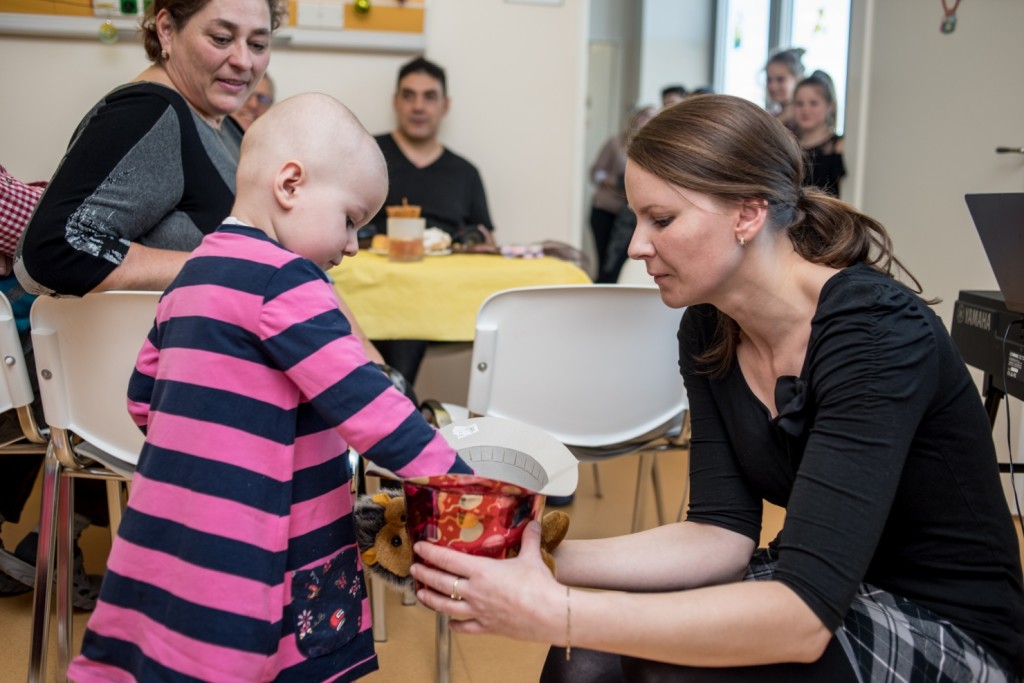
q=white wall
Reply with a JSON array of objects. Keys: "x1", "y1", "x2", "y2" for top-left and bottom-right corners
[
  {"x1": 638, "y1": 0, "x2": 713, "y2": 106},
  {"x1": 0, "y1": 0, "x2": 589, "y2": 246},
  {"x1": 845, "y1": 0, "x2": 1024, "y2": 475},
  {"x1": 589, "y1": 0, "x2": 643, "y2": 117}
]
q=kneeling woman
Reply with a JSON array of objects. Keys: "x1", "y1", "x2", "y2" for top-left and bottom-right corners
[{"x1": 409, "y1": 94, "x2": 1024, "y2": 683}]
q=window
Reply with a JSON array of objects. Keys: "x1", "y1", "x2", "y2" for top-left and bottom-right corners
[{"x1": 714, "y1": 0, "x2": 851, "y2": 133}]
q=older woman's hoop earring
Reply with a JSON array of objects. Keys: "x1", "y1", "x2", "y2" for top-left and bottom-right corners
[
  {"x1": 738, "y1": 236, "x2": 746, "y2": 247},
  {"x1": 161, "y1": 49, "x2": 169, "y2": 62}
]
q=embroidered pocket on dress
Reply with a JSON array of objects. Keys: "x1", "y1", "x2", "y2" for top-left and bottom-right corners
[{"x1": 290, "y1": 546, "x2": 364, "y2": 658}]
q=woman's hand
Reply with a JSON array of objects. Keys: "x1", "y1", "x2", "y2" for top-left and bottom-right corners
[{"x1": 410, "y1": 520, "x2": 566, "y2": 645}]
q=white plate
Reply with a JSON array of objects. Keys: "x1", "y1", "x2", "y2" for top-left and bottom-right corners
[{"x1": 426, "y1": 249, "x2": 452, "y2": 256}]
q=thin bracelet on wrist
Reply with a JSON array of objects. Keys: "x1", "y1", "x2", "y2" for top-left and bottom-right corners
[{"x1": 565, "y1": 585, "x2": 572, "y2": 661}]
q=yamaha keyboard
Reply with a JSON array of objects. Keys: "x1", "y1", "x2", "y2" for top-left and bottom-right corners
[{"x1": 951, "y1": 290, "x2": 1024, "y2": 417}]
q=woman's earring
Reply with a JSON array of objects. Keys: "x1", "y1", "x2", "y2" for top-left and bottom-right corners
[
  {"x1": 161, "y1": 49, "x2": 169, "y2": 61},
  {"x1": 738, "y1": 236, "x2": 746, "y2": 247}
]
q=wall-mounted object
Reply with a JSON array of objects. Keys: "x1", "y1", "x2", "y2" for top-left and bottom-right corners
[{"x1": 0, "y1": 0, "x2": 425, "y2": 52}]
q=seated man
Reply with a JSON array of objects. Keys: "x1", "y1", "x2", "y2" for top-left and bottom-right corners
[
  {"x1": 660, "y1": 83, "x2": 687, "y2": 107},
  {"x1": 370, "y1": 56, "x2": 494, "y2": 385}
]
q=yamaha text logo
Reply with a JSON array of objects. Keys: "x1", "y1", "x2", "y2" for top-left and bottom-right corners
[{"x1": 956, "y1": 303, "x2": 992, "y2": 332}]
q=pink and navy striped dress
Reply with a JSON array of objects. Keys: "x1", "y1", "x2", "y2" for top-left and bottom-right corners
[{"x1": 67, "y1": 224, "x2": 470, "y2": 682}]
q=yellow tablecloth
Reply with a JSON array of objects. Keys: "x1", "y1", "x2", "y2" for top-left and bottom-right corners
[{"x1": 329, "y1": 251, "x2": 591, "y2": 341}]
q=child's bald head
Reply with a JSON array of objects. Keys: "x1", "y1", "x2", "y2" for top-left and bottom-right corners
[
  {"x1": 236, "y1": 93, "x2": 387, "y2": 214},
  {"x1": 231, "y1": 93, "x2": 388, "y2": 269}
]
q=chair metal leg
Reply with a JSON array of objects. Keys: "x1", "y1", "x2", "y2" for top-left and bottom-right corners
[
  {"x1": 29, "y1": 453, "x2": 62, "y2": 683},
  {"x1": 436, "y1": 612, "x2": 451, "y2": 683},
  {"x1": 591, "y1": 463, "x2": 603, "y2": 498},
  {"x1": 650, "y1": 456, "x2": 665, "y2": 526},
  {"x1": 57, "y1": 475, "x2": 75, "y2": 682},
  {"x1": 402, "y1": 582, "x2": 417, "y2": 606},
  {"x1": 631, "y1": 453, "x2": 654, "y2": 533},
  {"x1": 106, "y1": 479, "x2": 124, "y2": 539},
  {"x1": 362, "y1": 464, "x2": 389, "y2": 642},
  {"x1": 676, "y1": 448, "x2": 691, "y2": 523},
  {"x1": 370, "y1": 574, "x2": 388, "y2": 642}
]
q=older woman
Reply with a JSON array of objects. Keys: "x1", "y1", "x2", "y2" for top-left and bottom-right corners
[
  {"x1": 15, "y1": 0, "x2": 281, "y2": 296},
  {"x1": 409, "y1": 95, "x2": 1024, "y2": 683}
]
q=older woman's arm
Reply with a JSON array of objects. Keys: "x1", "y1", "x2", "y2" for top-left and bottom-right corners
[
  {"x1": 17, "y1": 85, "x2": 227, "y2": 297},
  {"x1": 91, "y1": 243, "x2": 190, "y2": 292}
]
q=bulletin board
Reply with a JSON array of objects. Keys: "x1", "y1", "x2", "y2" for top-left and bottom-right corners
[{"x1": 0, "y1": 0, "x2": 426, "y2": 52}]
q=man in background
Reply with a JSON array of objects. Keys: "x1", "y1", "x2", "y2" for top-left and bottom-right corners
[
  {"x1": 370, "y1": 56, "x2": 494, "y2": 385},
  {"x1": 233, "y1": 73, "x2": 275, "y2": 131},
  {"x1": 660, "y1": 84, "x2": 687, "y2": 107}
]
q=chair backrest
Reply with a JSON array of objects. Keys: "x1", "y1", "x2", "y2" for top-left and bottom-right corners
[
  {"x1": 0, "y1": 290, "x2": 35, "y2": 414},
  {"x1": 616, "y1": 257, "x2": 654, "y2": 286},
  {"x1": 30, "y1": 292, "x2": 161, "y2": 467},
  {"x1": 466, "y1": 285, "x2": 687, "y2": 449}
]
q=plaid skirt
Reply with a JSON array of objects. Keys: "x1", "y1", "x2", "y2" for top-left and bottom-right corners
[{"x1": 746, "y1": 549, "x2": 1022, "y2": 683}]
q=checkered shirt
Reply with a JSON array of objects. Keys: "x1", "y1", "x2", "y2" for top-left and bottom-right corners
[{"x1": 0, "y1": 164, "x2": 45, "y2": 257}]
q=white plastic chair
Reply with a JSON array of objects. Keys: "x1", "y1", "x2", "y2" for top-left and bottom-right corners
[
  {"x1": 28, "y1": 291, "x2": 159, "y2": 683},
  {"x1": 0, "y1": 290, "x2": 49, "y2": 592},
  {"x1": 464, "y1": 284, "x2": 689, "y2": 532},
  {"x1": 0, "y1": 290, "x2": 47, "y2": 452},
  {"x1": 615, "y1": 256, "x2": 654, "y2": 286}
]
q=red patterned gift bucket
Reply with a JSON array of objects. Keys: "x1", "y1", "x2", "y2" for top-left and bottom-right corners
[{"x1": 402, "y1": 474, "x2": 543, "y2": 584}]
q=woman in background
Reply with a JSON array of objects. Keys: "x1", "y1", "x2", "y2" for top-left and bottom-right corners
[
  {"x1": 587, "y1": 105, "x2": 657, "y2": 283},
  {"x1": 764, "y1": 47, "x2": 805, "y2": 133},
  {"x1": 794, "y1": 71, "x2": 846, "y2": 198}
]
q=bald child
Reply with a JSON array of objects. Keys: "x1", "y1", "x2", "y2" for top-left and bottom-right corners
[{"x1": 67, "y1": 93, "x2": 472, "y2": 683}]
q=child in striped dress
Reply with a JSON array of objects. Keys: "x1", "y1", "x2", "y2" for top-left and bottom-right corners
[{"x1": 67, "y1": 93, "x2": 472, "y2": 683}]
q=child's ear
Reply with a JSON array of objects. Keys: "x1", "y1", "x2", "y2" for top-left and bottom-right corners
[{"x1": 273, "y1": 160, "x2": 304, "y2": 209}]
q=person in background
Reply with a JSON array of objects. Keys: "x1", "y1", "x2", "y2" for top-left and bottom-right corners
[
  {"x1": 233, "y1": 71, "x2": 275, "y2": 130},
  {"x1": 407, "y1": 95, "x2": 1024, "y2": 683},
  {"x1": 368, "y1": 56, "x2": 494, "y2": 386},
  {"x1": 66, "y1": 93, "x2": 473, "y2": 683},
  {"x1": 660, "y1": 84, "x2": 687, "y2": 108},
  {"x1": 794, "y1": 70, "x2": 846, "y2": 198},
  {"x1": 369, "y1": 56, "x2": 493, "y2": 245},
  {"x1": 764, "y1": 47, "x2": 805, "y2": 133},
  {"x1": 591, "y1": 105, "x2": 657, "y2": 285}
]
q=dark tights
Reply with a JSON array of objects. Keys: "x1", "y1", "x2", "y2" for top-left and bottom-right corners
[{"x1": 539, "y1": 636, "x2": 859, "y2": 683}]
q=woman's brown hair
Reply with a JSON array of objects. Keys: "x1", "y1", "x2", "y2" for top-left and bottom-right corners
[
  {"x1": 627, "y1": 94, "x2": 926, "y2": 375},
  {"x1": 141, "y1": 0, "x2": 286, "y2": 64}
]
